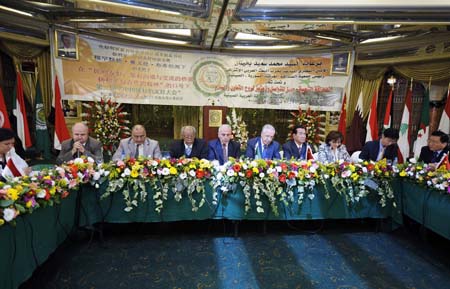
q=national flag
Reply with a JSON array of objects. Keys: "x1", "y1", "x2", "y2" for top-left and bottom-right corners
[
  {"x1": 0, "y1": 87, "x2": 11, "y2": 128},
  {"x1": 1, "y1": 149, "x2": 28, "y2": 178},
  {"x1": 437, "y1": 154, "x2": 450, "y2": 170},
  {"x1": 438, "y1": 87, "x2": 450, "y2": 134},
  {"x1": 12, "y1": 70, "x2": 32, "y2": 150},
  {"x1": 383, "y1": 89, "x2": 393, "y2": 129},
  {"x1": 413, "y1": 88, "x2": 430, "y2": 158},
  {"x1": 346, "y1": 92, "x2": 365, "y2": 153},
  {"x1": 306, "y1": 145, "x2": 314, "y2": 160},
  {"x1": 365, "y1": 90, "x2": 378, "y2": 142},
  {"x1": 53, "y1": 76, "x2": 71, "y2": 150},
  {"x1": 35, "y1": 80, "x2": 51, "y2": 160},
  {"x1": 397, "y1": 88, "x2": 413, "y2": 163},
  {"x1": 337, "y1": 93, "x2": 347, "y2": 142}
]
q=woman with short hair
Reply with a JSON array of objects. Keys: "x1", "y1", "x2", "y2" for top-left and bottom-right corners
[
  {"x1": 317, "y1": 130, "x2": 350, "y2": 163},
  {"x1": 0, "y1": 128, "x2": 31, "y2": 180}
]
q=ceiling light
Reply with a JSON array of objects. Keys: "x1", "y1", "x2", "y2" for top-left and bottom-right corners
[
  {"x1": 233, "y1": 45, "x2": 299, "y2": 50},
  {"x1": 387, "y1": 75, "x2": 397, "y2": 86},
  {"x1": 86, "y1": 0, "x2": 181, "y2": 15},
  {"x1": 360, "y1": 35, "x2": 403, "y2": 44},
  {"x1": 69, "y1": 19, "x2": 108, "y2": 22},
  {"x1": 120, "y1": 33, "x2": 188, "y2": 45},
  {"x1": 145, "y1": 29, "x2": 191, "y2": 37},
  {"x1": 0, "y1": 4, "x2": 33, "y2": 17},
  {"x1": 316, "y1": 35, "x2": 341, "y2": 41},
  {"x1": 235, "y1": 33, "x2": 279, "y2": 41}
]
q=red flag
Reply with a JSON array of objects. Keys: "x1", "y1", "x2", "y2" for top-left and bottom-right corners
[
  {"x1": 383, "y1": 89, "x2": 393, "y2": 129},
  {"x1": 6, "y1": 158, "x2": 22, "y2": 177},
  {"x1": 306, "y1": 146, "x2": 314, "y2": 160},
  {"x1": 13, "y1": 71, "x2": 32, "y2": 149},
  {"x1": 437, "y1": 154, "x2": 450, "y2": 170},
  {"x1": 338, "y1": 93, "x2": 347, "y2": 142},
  {"x1": 53, "y1": 76, "x2": 71, "y2": 150},
  {"x1": 365, "y1": 90, "x2": 378, "y2": 142},
  {"x1": 0, "y1": 87, "x2": 11, "y2": 128},
  {"x1": 438, "y1": 88, "x2": 450, "y2": 133},
  {"x1": 346, "y1": 92, "x2": 365, "y2": 153}
]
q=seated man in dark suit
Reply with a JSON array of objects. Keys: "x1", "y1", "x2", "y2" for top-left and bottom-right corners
[
  {"x1": 418, "y1": 130, "x2": 449, "y2": 167},
  {"x1": 208, "y1": 124, "x2": 241, "y2": 165},
  {"x1": 360, "y1": 128, "x2": 399, "y2": 163},
  {"x1": 282, "y1": 125, "x2": 314, "y2": 160},
  {"x1": 169, "y1": 125, "x2": 208, "y2": 159},
  {"x1": 245, "y1": 124, "x2": 281, "y2": 160},
  {"x1": 56, "y1": 122, "x2": 103, "y2": 164}
]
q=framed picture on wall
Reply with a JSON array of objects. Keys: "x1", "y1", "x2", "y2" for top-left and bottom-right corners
[
  {"x1": 55, "y1": 30, "x2": 79, "y2": 60},
  {"x1": 331, "y1": 52, "x2": 350, "y2": 75}
]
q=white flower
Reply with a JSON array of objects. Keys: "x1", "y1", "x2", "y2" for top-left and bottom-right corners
[
  {"x1": 179, "y1": 172, "x2": 187, "y2": 180},
  {"x1": 189, "y1": 170, "x2": 196, "y2": 177},
  {"x1": 87, "y1": 156, "x2": 95, "y2": 163},
  {"x1": 3, "y1": 208, "x2": 16, "y2": 222},
  {"x1": 74, "y1": 158, "x2": 84, "y2": 164},
  {"x1": 256, "y1": 207, "x2": 264, "y2": 213},
  {"x1": 259, "y1": 172, "x2": 265, "y2": 178},
  {"x1": 161, "y1": 167, "x2": 170, "y2": 176},
  {"x1": 37, "y1": 189, "x2": 46, "y2": 199},
  {"x1": 124, "y1": 168, "x2": 131, "y2": 176},
  {"x1": 226, "y1": 169, "x2": 235, "y2": 177},
  {"x1": 93, "y1": 172, "x2": 101, "y2": 181}
]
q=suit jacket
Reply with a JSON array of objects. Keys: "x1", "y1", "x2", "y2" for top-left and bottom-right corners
[
  {"x1": 359, "y1": 140, "x2": 398, "y2": 162},
  {"x1": 317, "y1": 143, "x2": 350, "y2": 163},
  {"x1": 418, "y1": 146, "x2": 449, "y2": 163},
  {"x1": 169, "y1": 138, "x2": 208, "y2": 159},
  {"x1": 56, "y1": 137, "x2": 103, "y2": 165},
  {"x1": 208, "y1": 139, "x2": 241, "y2": 164},
  {"x1": 112, "y1": 137, "x2": 162, "y2": 161},
  {"x1": 282, "y1": 140, "x2": 314, "y2": 160},
  {"x1": 245, "y1": 137, "x2": 281, "y2": 160}
]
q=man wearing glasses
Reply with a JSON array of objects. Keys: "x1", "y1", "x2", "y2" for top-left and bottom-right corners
[
  {"x1": 418, "y1": 130, "x2": 449, "y2": 167},
  {"x1": 169, "y1": 125, "x2": 208, "y2": 159}
]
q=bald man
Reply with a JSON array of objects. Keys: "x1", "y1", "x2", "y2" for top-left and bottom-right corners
[
  {"x1": 208, "y1": 124, "x2": 241, "y2": 164},
  {"x1": 56, "y1": 122, "x2": 103, "y2": 164},
  {"x1": 112, "y1": 124, "x2": 161, "y2": 161}
]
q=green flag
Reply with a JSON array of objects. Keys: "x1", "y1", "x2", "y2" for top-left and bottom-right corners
[
  {"x1": 35, "y1": 80, "x2": 51, "y2": 160},
  {"x1": 413, "y1": 88, "x2": 430, "y2": 159}
]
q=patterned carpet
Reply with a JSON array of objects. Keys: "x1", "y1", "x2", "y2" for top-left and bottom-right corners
[{"x1": 20, "y1": 220, "x2": 450, "y2": 289}]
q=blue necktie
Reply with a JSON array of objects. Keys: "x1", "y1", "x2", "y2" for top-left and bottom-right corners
[
  {"x1": 185, "y1": 146, "x2": 192, "y2": 156},
  {"x1": 263, "y1": 145, "x2": 269, "y2": 159},
  {"x1": 299, "y1": 144, "x2": 306, "y2": 160},
  {"x1": 432, "y1": 151, "x2": 439, "y2": 162}
]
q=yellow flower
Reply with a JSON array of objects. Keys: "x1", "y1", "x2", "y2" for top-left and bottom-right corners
[
  {"x1": 169, "y1": 167, "x2": 178, "y2": 175},
  {"x1": 0, "y1": 219, "x2": 4, "y2": 226},
  {"x1": 26, "y1": 200, "x2": 33, "y2": 208},
  {"x1": 351, "y1": 173, "x2": 359, "y2": 181},
  {"x1": 7, "y1": 188, "x2": 19, "y2": 201},
  {"x1": 49, "y1": 187, "x2": 56, "y2": 195},
  {"x1": 399, "y1": 171, "x2": 407, "y2": 177},
  {"x1": 130, "y1": 169, "x2": 139, "y2": 178},
  {"x1": 252, "y1": 167, "x2": 259, "y2": 173}
]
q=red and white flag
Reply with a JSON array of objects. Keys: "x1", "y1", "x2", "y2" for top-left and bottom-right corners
[
  {"x1": 437, "y1": 154, "x2": 450, "y2": 170},
  {"x1": 13, "y1": 71, "x2": 32, "y2": 149},
  {"x1": 0, "y1": 87, "x2": 11, "y2": 128},
  {"x1": 365, "y1": 90, "x2": 378, "y2": 142},
  {"x1": 1, "y1": 149, "x2": 28, "y2": 179},
  {"x1": 338, "y1": 93, "x2": 347, "y2": 142},
  {"x1": 397, "y1": 88, "x2": 413, "y2": 163},
  {"x1": 383, "y1": 89, "x2": 393, "y2": 130},
  {"x1": 438, "y1": 87, "x2": 450, "y2": 134},
  {"x1": 53, "y1": 76, "x2": 71, "y2": 150}
]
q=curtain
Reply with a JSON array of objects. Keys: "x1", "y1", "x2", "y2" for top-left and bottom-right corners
[{"x1": 173, "y1": 106, "x2": 201, "y2": 139}]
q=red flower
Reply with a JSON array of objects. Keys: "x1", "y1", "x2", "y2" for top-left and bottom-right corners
[
  {"x1": 196, "y1": 169, "x2": 205, "y2": 179},
  {"x1": 288, "y1": 171, "x2": 296, "y2": 179},
  {"x1": 61, "y1": 191, "x2": 70, "y2": 199},
  {"x1": 233, "y1": 164, "x2": 241, "y2": 172},
  {"x1": 279, "y1": 173, "x2": 287, "y2": 183}
]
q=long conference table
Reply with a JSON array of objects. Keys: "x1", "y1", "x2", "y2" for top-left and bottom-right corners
[{"x1": 1, "y1": 180, "x2": 448, "y2": 289}]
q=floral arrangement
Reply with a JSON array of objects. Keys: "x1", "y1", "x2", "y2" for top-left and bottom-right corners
[
  {"x1": 211, "y1": 158, "x2": 398, "y2": 216},
  {"x1": 288, "y1": 107, "x2": 325, "y2": 147},
  {"x1": 100, "y1": 157, "x2": 213, "y2": 213},
  {"x1": 82, "y1": 95, "x2": 131, "y2": 155},
  {"x1": 397, "y1": 162, "x2": 450, "y2": 192},
  {"x1": 226, "y1": 108, "x2": 249, "y2": 150}
]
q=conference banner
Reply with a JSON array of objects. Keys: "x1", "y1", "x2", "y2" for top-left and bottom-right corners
[{"x1": 55, "y1": 35, "x2": 351, "y2": 111}]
